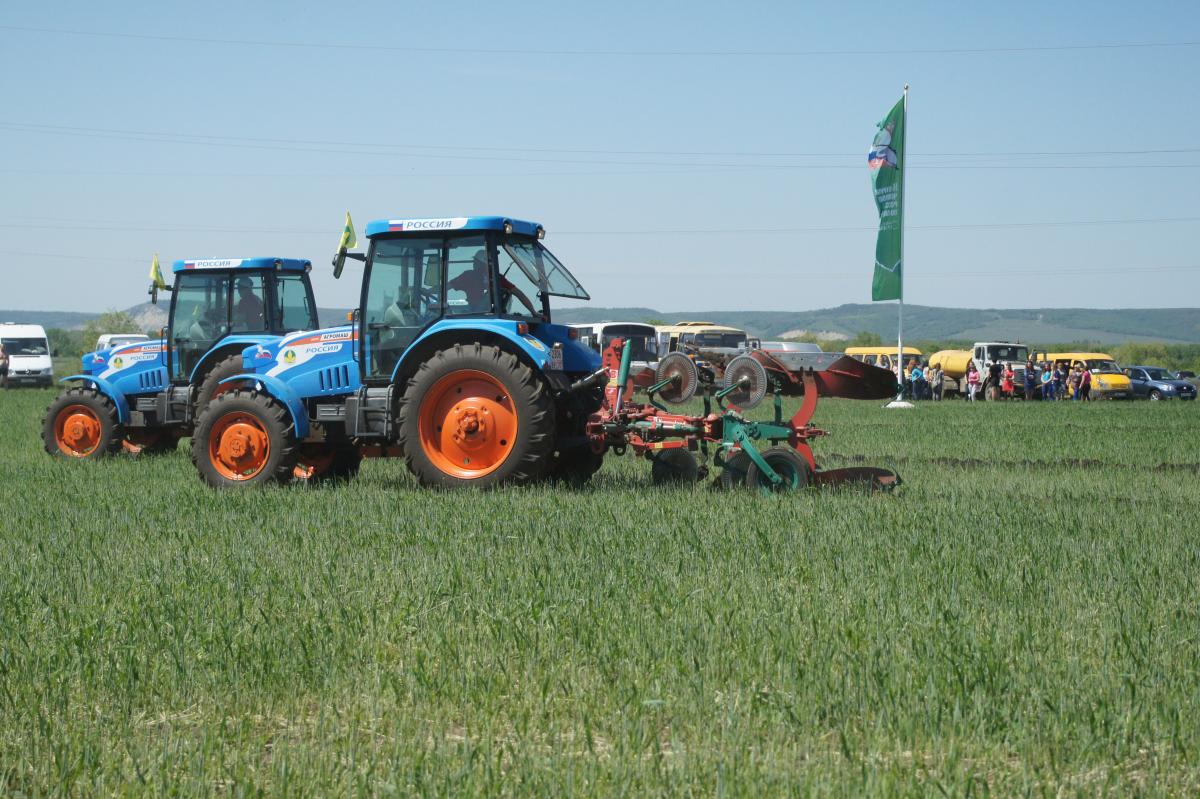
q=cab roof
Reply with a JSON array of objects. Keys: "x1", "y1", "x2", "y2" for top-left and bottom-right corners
[
  {"x1": 364, "y1": 216, "x2": 543, "y2": 238},
  {"x1": 172, "y1": 257, "x2": 311, "y2": 274}
]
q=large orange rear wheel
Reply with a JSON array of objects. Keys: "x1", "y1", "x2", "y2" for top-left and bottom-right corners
[
  {"x1": 418, "y1": 370, "x2": 518, "y2": 479},
  {"x1": 398, "y1": 343, "x2": 554, "y2": 488}
]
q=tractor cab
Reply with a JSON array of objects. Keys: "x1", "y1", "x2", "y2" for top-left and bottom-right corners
[
  {"x1": 165, "y1": 258, "x2": 318, "y2": 383},
  {"x1": 356, "y1": 217, "x2": 590, "y2": 382}
]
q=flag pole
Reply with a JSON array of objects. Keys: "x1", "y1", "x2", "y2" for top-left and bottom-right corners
[{"x1": 896, "y1": 83, "x2": 908, "y2": 396}]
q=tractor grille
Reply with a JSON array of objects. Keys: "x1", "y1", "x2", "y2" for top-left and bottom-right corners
[
  {"x1": 318, "y1": 364, "x2": 352, "y2": 392},
  {"x1": 138, "y1": 370, "x2": 164, "y2": 390}
]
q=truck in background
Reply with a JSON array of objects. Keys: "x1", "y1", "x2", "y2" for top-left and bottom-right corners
[{"x1": 930, "y1": 342, "x2": 1030, "y2": 399}]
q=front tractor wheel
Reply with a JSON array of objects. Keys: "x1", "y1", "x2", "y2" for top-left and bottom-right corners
[
  {"x1": 398, "y1": 343, "x2": 555, "y2": 488},
  {"x1": 191, "y1": 390, "x2": 299, "y2": 488},
  {"x1": 43, "y1": 388, "x2": 123, "y2": 459}
]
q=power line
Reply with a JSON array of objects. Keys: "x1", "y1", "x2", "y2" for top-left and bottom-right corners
[
  {"x1": 2, "y1": 249, "x2": 1195, "y2": 281},
  {"x1": 1, "y1": 121, "x2": 1194, "y2": 160},
  {"x1": 2, "y1": 215, "x2": 1198, "y2": 237},
  {"x1": 1, "y1": 24, "x2": 1197, "y2": 57},
  {"x1": 1, "y1": 124, "x2": 1196, "y2": 170}
]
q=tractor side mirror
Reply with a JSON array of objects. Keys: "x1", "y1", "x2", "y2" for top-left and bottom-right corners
[
  {"x1": 149, "y1": 283, "x2": 158, "y2": 305},
  {"x1": 52, "y1": 349, "x2": 60, "y2": 358}
]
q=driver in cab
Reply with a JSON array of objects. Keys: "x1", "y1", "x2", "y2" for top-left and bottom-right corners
[
  {"x1": 448, "y1": 250, "x2": 539, "y2": 318},
  {"x1": 232, "y1": 275, "x2": 265, "y2": 329}
]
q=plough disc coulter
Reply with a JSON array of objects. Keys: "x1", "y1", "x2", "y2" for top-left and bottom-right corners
[{"x1": 582, "y1": 340, "x2": 901, "y2": 494}]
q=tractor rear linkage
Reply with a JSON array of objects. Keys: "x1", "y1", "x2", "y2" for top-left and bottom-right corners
[{"x1": 581, "y1": 339, "x2": 901, "y2": 494}]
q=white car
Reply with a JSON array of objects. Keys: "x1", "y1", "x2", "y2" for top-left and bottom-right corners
[
  {"x1": 1, "y1": 323, "x2": 55, "y2": 388},
  {"x1": 95, "y1": 333, "x2": 150, "y2": 352}
]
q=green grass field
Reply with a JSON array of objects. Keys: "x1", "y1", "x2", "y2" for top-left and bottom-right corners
[{"x1": 2, "y1": 386, "x2": 1199, "y2": 795}]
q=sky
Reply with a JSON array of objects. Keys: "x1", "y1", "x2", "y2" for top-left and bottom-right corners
[{"x1": 1, "y1": 0, "x2": 1198, "y2": 315}]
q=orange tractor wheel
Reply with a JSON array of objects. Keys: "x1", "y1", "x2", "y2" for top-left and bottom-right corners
[
  {"x1": 398, "y1": 343, "x2": 555, "y2": 488},
  {"x1": 42, "y1": 388, "x2": 122, "y2": 459}
]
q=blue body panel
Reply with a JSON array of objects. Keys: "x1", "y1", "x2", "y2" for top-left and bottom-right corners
[
  {"x1": 185, "y1": 334, "x2": 286, "y2": 384},
  {"x1": 171, "y1": 257, "x2": 311, "y2": 274},
  {"x1": 364, "y1": 216, "x2": 542, "y2": 238}
]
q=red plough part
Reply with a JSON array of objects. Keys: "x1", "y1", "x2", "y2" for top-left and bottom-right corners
[{"x1": 579, "y1": 340, "x2": 901, "y2": 493}]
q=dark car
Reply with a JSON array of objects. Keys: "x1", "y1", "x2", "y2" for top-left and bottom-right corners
[
  {"x1": 1123, "y1": 365, "x2": 1198, "y2": 401},
  {"x1": 1175, "y1": 370, "x2": 1196, "y2": 381}
]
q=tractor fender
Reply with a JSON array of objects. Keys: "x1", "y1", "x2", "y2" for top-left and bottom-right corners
[
  {"x1": 390, "y1": 319, "x2": 551, "y2": 385},
  {"x1": 217, "y1": 373, "x2": 310, "y2": 439},
  {"x1": 188, "y1": 336, "x2": 282, "y2": 385},
  {"x1": 59, "y1": 374, "x2": 131, "y2": 423}
]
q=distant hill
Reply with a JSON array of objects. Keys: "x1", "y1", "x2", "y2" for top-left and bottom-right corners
[
  {"x1": 5, "y1": 303, "x2": 1199, "y2": 345},
  {"x1": 553, "y1": 304, "x2": 1200, "y2": 345}
]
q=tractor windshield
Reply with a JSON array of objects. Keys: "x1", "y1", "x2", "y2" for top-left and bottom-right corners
[
  {"x1": 503, "y1": 240, "x2": 589, "y2": 300},
  {"x1": 986, "y1": 344, "x2": 1028, "y2": 363}
]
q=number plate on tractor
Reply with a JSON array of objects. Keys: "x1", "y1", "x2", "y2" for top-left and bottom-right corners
[{"x1": 548, "y1": 346, "x2": 563, "y2": 371}]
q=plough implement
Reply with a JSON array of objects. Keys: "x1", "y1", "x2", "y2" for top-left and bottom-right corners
[{"x1": 582, "y1": 341, "x2": 902, "y2": 493}]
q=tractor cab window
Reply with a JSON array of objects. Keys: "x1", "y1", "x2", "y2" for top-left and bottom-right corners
[
  {"x1": 171, "y1": 272, "x2": 231, "y2": 379},
  {"x1": 229, "y1": 273, "x2": 268, "y2": 333},
  {"x1": 503, "y1": 240, "x2": 589, "y2": 300},
  {"x1": 986, "y1": 344, "x2": 1028, "y2": 364},
  {"x1": 273, "y1": 272, "x2": 318, "y2": 333},
  {"x1": 364, "y1": 237, "x2": 446, "y2": 379},
  {"x1": 444, "y1": 237, "x2": 490, "y2": 316},
  {"x1": 494, "y1": 244, "x2": 543, "y2": 319}
]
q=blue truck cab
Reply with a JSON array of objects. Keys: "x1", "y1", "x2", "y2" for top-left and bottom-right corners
[
  {"x1": 195, "y1": 216, "x2": 604, "y2": 488},
  {"x1": 44, "y1": 257, "x2": 319, "y2": 458}
]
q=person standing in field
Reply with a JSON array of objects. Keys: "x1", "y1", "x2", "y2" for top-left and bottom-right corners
[
  {"x1": 1024, "y1": 359, "x2": 1037, "y2": 400},
  {"x1": 1040, "y1": 364, "x2": 1054, "y2": 400},
  {"x1": 0, "y1": 342, "x2": 7, "y2": 385},
  {"x1": 910, "y1": 361, "x2": 925, "y2": 400},
  {"x1": 987, "y1": 359, "x2": 1003, "y2": 400},
  {"x1": 1068, "y1": 366, "x2": 1081, "y2": 400},
  {"x1": 1079, "y1": 364, "x2": 1092, "y2": 401},
  {"x1": 1002, "y1": 362, "x2": 1015, "y2": 399},
  {"x1": 967, "y1": 363, "x2": 980, "y2": 401},
  {"x1": 1054, "y1": 363, "x2": 1066, "y2": 399},
  {"x1": 929, "y1": 363, "x2": 943, "y2": 400}
]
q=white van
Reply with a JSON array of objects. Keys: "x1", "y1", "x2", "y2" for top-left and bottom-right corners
[{"x1": 1, "y1": 323, "x2": 55, "y2": 388}]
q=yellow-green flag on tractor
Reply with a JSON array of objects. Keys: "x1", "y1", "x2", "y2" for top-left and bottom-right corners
[
  {"x1": 340, "y1": 211, "x2": 356, "y2": 251},
  {"x1": 149, "y1": 252, "x2": 167, "y2": 290}
]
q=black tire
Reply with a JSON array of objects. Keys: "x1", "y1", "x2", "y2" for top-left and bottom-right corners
[
  {"x1": 42, "y1": 387, "x2": 123, "y2": 459},
  {"x1": 194, "y1": 354, "x2": 246, "y2": 417},
  {"x1": 651, "y1": 448, "x2": 699, "y2": 486},
  {"x1": 543, "y1": 446, "x2": 605, "y2": 487},
  {"x1": 745, "y1": 446, "x2": 812, "y2": 493},
  {"x1": 542, "y1": 385, "x2": 604, "y2": 487},
  {"x1": 191, "y1": 389, "x2": 299, "y2": 488},
  {"x1": 1149, "y1": 389, "x2": 1162, "y2": 401},
  {"x1": 397, "y1": 343, "x2": 555, "y2": 488},
  {"x1": 718, "y1": 449, "x2": 752, "y2": 490}
]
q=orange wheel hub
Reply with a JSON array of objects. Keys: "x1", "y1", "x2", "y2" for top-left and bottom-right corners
[
  {"x1": 54, "y1": 404, "x2": 102, "y2": 457},
  {"x1": 209, "y1": 411, "x2": 271, "y2": 481},
  {"x1": 418, "y1": 369, "x2": 517, "y2": 479}
]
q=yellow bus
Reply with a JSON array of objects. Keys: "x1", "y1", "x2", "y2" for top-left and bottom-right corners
[
  {"x1": 1034, "y1": 351, "x2": 1133, "y2": 399},
  {"x1": 655, "y1": 321, "x2": 748, "y2": 353},
  {"x1": 843, "y1": 346, "x2": 923, "y2": 372}
]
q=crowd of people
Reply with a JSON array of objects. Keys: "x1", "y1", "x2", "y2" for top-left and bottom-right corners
[{"x1": 896, "y1": 358, "x2": 1096, "y2": 401}]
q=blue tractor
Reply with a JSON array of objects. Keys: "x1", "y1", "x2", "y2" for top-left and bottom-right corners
[
  {"x1": 43, "y1": 257, "x2": 320, "y2": 459},
  {"x1": 192, "y1": 216, "x2": 604, "y2": 488}
]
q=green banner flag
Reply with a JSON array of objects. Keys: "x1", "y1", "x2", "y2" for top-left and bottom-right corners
[{"x1": 869, "y1": 95, "x2": 905, "y2": 301}]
